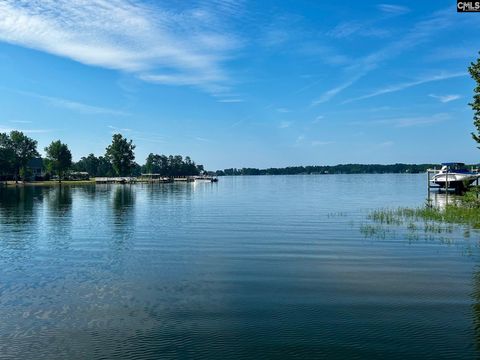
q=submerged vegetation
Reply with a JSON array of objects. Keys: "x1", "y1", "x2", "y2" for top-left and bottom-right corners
[
  {"x1": 362, "y1": 188, "x2": 480, "y2": 249},
  {"x1": 369, "y1": 205, "x2": 480, "y2": 229},
  {"x1": 370, "y1": 186, "x2": 480, "y2": 228}
]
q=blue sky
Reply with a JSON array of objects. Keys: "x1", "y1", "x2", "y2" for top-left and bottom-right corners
[{"x1": 0, "y1": 0, "x2": 479, "y2": 169}]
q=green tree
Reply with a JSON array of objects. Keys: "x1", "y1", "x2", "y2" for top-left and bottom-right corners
[
  {"x1": 145, "y1": 153, "x2": 160, "y2": 174},
  {"x1": 0, "y1": 133, "x2": 14, "y2": 180},
  {"x1": 9, "y1": 131, "x2": 39, "y2": 182},
  {"x1": 469, "y1": 53, "x2": 480, "y2": 145},
  {"x1": 97, "y1": 156, "x2": 113, "y2": 177},
  {"x1": 75, "y1": 153, "x2": 100, "y2": 176},
  {"x1": 44, "y1": 140, "x2": 72, "y2": 182},
  {"x1": 105, "y1": 134, "x2": 136, "y2": 176}
]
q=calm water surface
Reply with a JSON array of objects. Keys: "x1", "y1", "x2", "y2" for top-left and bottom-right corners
[{"x1": 0, "y1": 174, "x2": 479, "y2": 359}]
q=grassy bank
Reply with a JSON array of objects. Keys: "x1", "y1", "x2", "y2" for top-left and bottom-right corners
[{"x1": 1, "y1": 180, "x2": 96, "y2": 187}]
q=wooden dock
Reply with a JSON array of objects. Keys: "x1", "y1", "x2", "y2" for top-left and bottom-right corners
[
  {"x1": 173, "y1": 176, "x2": 195, "y2": 182},
  {"x1": 95, "y1": 175, "x2": 218, "y2": 184},
  {"x1": 94, "y1": 177, "x2": 137, "y2": 184},
  {"x1": 194, "y1": 175, "x2": 218, "y2": 182},
  {"x1": 137, "y1": 174, "x2": 173, "y2": 183}
]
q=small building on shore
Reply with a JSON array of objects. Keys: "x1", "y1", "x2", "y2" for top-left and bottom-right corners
[
  {"x1": 26, "y1": 157, "x2": 45, "y2": 180},
  {"x1": 67, "y1": 171, "x2": 90, "y2": 180}
]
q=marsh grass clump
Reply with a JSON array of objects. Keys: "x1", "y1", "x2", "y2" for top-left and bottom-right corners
[
  {"x1": 368, "y1": 209, "x2": 402, "y2": 225},
  {"x1": 417, "y1": 205, "x2": 480, "y2": 229},
  {"x1": 360, "y1": 224, "x2": 389, "y2": 239},
  {"x1": 365, "y1": 190, "x2": 480, "y2": 243},
  {"x1": 370, "y1": 204, "x2": 480, "y2": 229},
  {"x1": 327, "y1": 211, "x2": 348, "y2": 218},
  {"x1": 407, "y1": 222, "x2": 418, "y2": 231}
]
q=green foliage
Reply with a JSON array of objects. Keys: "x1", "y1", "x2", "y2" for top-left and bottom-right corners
[
  {"x1": 0, "y1": 133, "x2": 14, "y2": 177},
  {"x1": 97, "y1": 156, "x2": 114, "y2": 177},
  {"x1": 19, "y1": 167, "x2": 31, "y2": 181},
  {"x1": 105, "y1": 134, "x2": 136, "y2": 176},
  {"x1": 216, "y1": 164, "x2": 437, "y2": 176},
  {"x1": 74, "y1": 153, "x2": 100, "y2": 176},
  {"x1": 144, "y1": 153, "x2": 200, "y2": 176},
  {"x1": 1, "y1": 131, "x2": 39, "y2": 181},
  {"x1": 469, "y1": 52, "x2": 480, "y2": 145},
  {"x1": 460, "y1": 186, "x2": 480, "y2": 208},
  {"x1": 44, "y1": 140, "x2": 72, "y2": 181}
]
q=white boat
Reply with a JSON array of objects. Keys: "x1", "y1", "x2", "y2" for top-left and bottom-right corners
[{"x1": 430, "y1": 163, "x2": 480, "y2": 189}]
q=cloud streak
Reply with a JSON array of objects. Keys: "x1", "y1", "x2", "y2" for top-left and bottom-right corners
[
  {"x1": 429, "y1": 94, "x2": 461, "y2": 103},
  {"x1": 313, "y1": 7, "x2": 458, "y2": 105},
  {"x1": 16, "y1": 90, "x2": 130, "y2": 116},
  {"x1": 343, "y1": 72, "x2": 466, "y2": 104},
  {"x1": 377, "y1": 4, "x2": 410, "y2": 15},
  {"x1": 0, "y1": 0, "x2": 242, "y2": 93},
  {"x1": 354, "y1": 113, "x2": 450, "y2": 128},
  {"x1": 311, "y1": 140, "x2": 333, "y2": 146},
  {"x1": 0, "y1": 126, "x2": 52, "y2": 134},
  {"x1": 279, "y1": 121, "x2": 292, "y2": 129}
]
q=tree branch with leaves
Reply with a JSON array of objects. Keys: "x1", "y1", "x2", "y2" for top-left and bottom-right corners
[
  {"x1": 469, "y1": 52, "x2": 480, "y2": 146},
  {"x1": 44, "y1": 140, "x2": 72, "y2": 183}
]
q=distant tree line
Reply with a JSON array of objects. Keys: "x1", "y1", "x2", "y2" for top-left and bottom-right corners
[
  {"x1": 2, "y1": 132, "x2": 474, "y2": 182},
  {"x1": 0, "y1": 131, "x2": 203, "y2": 181},
  {"x1": 215, "y1": 164, "x2": 440, "y2": 176}
]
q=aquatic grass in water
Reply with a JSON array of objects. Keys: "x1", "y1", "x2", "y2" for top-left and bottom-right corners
[
  {"x1": 359, "y1": 224, "x2": 389, "y2": 239},
  {"x1": 369, "y1": 204, "x2": 480, "y2": 229},
  {"x1": 365, "y1": 200, "x2": 480, "y2": 246}
]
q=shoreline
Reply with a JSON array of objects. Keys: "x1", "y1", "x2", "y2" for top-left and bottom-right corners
[{"x1": 1, "y1": 180, "x2": 96, "y2": 187}]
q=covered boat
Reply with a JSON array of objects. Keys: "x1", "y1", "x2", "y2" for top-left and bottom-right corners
[{"x1": 430, "y1": 162, "x2": 479, "y2": 189}]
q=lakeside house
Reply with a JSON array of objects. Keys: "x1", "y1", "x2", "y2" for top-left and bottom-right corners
[{"x1": 26, "y1": 157, "x2": 45, "y2": 180}]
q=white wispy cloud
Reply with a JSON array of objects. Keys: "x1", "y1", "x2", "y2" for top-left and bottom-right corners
[
  {"x1": 425, "y1": 44, "x2": 480, "y2": 62},
  {"x1": 106, "y1": 126, "x2": 166, "y2": 143},
  {"x1": 263, "y1": 29, "x2": 291, "y2": 47},
  {"x1": 377, "y1": 4, "x2": 410, "y2": 15},
  {"x1": 0, "y1": 0, "x2": 242, "y2": 93},
  {"x1": 16, "y1": 90, "x2": 130, "y2": 116},
  {"x1": 312, "y1": 70, "x2": 369, "y2": 105},
  {"x1": 311, "y1": 140, "x2": 333, "y2": 146},
  {"x1": 276, "y1": 108, "x2": 290, "y2": 113},
  {"x1": 429, "y1": 94, "x2": 461, "y2": 103},
  {"x1": 377, "y1": 140, "x2": 394, "y2": 147},
  {"x1": 327, "y1": 21, "x2": 390, "y2": 39},
  {"x1": 343, "y1": 72, "x2": 466, "y2": 104},
  {"x1": 312, "y1": 115, "x2": 324, "y2": 124},
  {"x1": 296, "y1": 44, "x2": 350, "y2": 67},
  {"x1": 217, "y1": 98, "x2": 244, "y2": 103},
  {"x1": 357, "y1": 113, "x2": 450, "y2": 128},
  {"x1": 134, "y1": 136, "x2": 165, "y2": 144},
  {"x1": 313, "y1": 7, "x2": 457, "y2": 104},
  {"x1": 108, "y1": 125, "x2": 132, "y2": 133},
  {"x1": 279, "y1": 121, "x2": 292, "y2": 129},
  {"x1": 8, "y1": 120, "x2": 32, "y2": 124},
  {"x1": 195, "y1": 136, "x2": 210, "y2": 142},
  {"x1": 0, "y1": 126, "x2": 52, "y2": 134}
]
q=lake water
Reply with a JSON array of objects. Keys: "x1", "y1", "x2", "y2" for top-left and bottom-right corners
[{"x1": 0, "y1": 174, "x2": 479, "y2": 359}]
